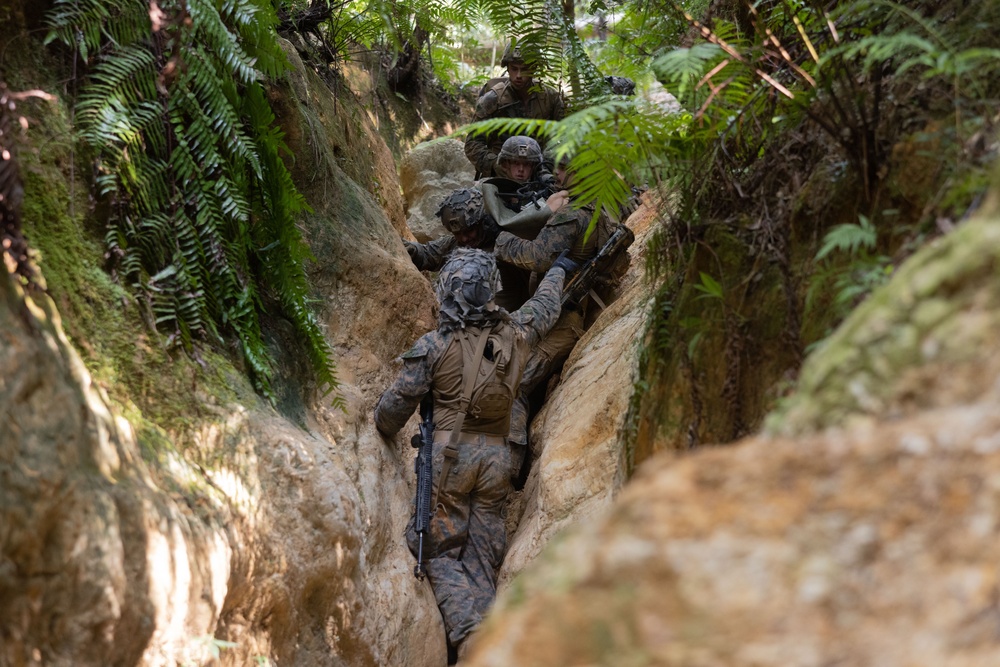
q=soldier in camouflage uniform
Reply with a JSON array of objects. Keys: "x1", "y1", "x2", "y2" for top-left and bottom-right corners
[
  {"x1": 375, "y1": 247, "x2": 576, "y2": 655},
  {"x1": 464, "y1": 43, "x2": 564, "y2": 179},
  {"x1": 481, "y1": 136, "x2": 569, "y2": 240},
  {"x1": 494, "y1": 148, "x2": 634, "y2": 457},
  {"x1": 404, "y1": 188, "x2": 531, "y2": 310}
]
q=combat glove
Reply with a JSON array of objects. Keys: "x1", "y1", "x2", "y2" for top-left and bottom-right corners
[{"x1": 551, "y1": 250, "x2": 579, "y2": 275}]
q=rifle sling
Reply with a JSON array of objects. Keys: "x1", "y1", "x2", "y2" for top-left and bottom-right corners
[
  {"x1": 588, "y1": 288, "x2": 608, "y2": 311},
  {"x1": 431, "y1": 325, "x2": 492, "y2": 511}
]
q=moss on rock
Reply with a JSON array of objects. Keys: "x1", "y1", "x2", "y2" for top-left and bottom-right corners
[{"x1": 766, "y1": 199, "x2": 1000, "y2": 435}]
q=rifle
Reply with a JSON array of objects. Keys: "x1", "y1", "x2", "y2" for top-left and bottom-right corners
[
  {"x1": 410, "y1": 394, "x2": 435, "y2": 580},
  {"x1": 561, "y1": 223, "x2": 635, "y2": 307},
  {"x1": 513, "y1": 176, "x2": 559, "y2": 211},
  {"x1": 484, "y1": 176, "x2": 557, "y2": 213}
]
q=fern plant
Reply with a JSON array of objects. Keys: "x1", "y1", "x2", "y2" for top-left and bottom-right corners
[
  {"x1": 46, "y1": 0, "x2": 342, "y2": 406},
  {"x1": 805, "y1": 214, "x2": 892, "y2": 343},
  {"x1": 817, "y1": 215, "x2": 893, "y2": 305}
]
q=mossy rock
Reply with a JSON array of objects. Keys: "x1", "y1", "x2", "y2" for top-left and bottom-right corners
[{"x1": 767, "y1": 171, "x2": 1000, "y2": 435}]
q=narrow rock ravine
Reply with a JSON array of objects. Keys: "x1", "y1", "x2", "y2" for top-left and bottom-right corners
[{"x1": 5, "y1": 1, "x2": 1000, "y2": 665}]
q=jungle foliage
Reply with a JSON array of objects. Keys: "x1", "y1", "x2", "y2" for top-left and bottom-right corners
[
  {"x1": 46, "y1": 0, "x2": 341, "y2": 405},
  {"x1": 452, "y1": 0, "x2": 1000, "y2": 459},
  {"x1": 36, "y1": 0, "x2": 636, "y2": 406},
  {"x1": 36, "y1": 0, "x2": 1000, "y2": 447},
  {"x1": 621, "y1": 0, "x2": 1000, "y2": 457},
  {"x1": 272, "y1": 0, "x2": 626, "y2": 100}
]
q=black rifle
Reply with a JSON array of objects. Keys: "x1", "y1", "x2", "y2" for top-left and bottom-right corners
[
  {"x1": 410, "y1": 394, "x2": 435, "y2": 580},
  {"x1": 485, "y1": 176, "x2": 557, "y2": 213},
  {"x1": 514, "y1": 176, "x2": 559, "y2": 210},
  {"x1": 561, "y1": 223, "x2": 635, "y2": 307}
]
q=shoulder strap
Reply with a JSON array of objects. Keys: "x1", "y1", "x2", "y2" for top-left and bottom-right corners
[
  {"x1": 490, "y1": 79, "x2": 516, "y2": 108},
  {"x1": 452, "y1": 327, "x2": 492, "y2": 444},
  {"x1": 433, "y1": 325, "x2": 492, "y2": 509}
]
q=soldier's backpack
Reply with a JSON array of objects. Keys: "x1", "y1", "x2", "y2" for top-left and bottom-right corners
[{"x1": 458, "y1": 323, "x2": 519, "y2": 431}]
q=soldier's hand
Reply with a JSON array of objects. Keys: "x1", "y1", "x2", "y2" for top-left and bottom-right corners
[
  {"x1": 551, "y1": 250, "x2": 579, "y2": 275},
  {"x1": 403, "y1": 241, "x2": 419, "y2": 259},
  {"x1": 546, "y1": 190, "x2": 570, "y2": 212}
]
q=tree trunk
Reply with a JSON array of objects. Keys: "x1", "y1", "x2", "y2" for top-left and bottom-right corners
[{"x1": 387, "y1": 26, "x2": 429, "y2": 95}]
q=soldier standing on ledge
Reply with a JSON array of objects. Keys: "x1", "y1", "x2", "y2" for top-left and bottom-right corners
[{"x1": 464, "y1": 42, "x2": 564, "y2": 179}]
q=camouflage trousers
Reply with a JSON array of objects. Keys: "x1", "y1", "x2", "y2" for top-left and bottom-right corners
[
  {"x1": 509, "y1": 309, "x2": 585, "y2": 452},
  {"x1": 407, "y1": 438, "x2": 513, "y2": 645}
]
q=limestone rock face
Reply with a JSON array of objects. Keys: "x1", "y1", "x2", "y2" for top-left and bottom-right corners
[
  {"x1": 0, "y1": 271, "x2": 445, "y2": 667},
  {"x1": 0, "y1": 280, "x2": 234, "y2": 667},
  {"x1": 470, "y1": 395, "x2": 1000, "y2": 667},
  {"x1": 399, "y1": 139, "x2": 476, "y2": 242},
  {"x1": 499, "y1": 197, "x2": 659, "y2": 587},
  {"x1": 1, "y1": 28, "x2": 445, "y2": 667},
  {"x1": 463, "y1": 210, "x2": 1000, "y2": 666}
]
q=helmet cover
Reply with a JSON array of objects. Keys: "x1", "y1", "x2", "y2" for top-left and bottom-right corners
[
  {"x1": 497, "y1": 136, "x2": 543, "y2": 165},
  {"x1": 500, "y1": 42, "x2": 524, "y2": 68},
  {"x1": 435, "y1": 248, "x2": 503, "y2": 331},
  {"x1": 436, "y1": 188, "x2": 486, "y2": 232},
  {"x1": 605, "y1": 75, "x2": 636, "y2": 96}
]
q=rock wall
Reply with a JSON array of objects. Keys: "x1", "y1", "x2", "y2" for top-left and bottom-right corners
[
  {"x1": 1, "y1": 17, "x2": 446, "y2": 667},
  {"x1": 461, "y1": 187, "x2": 1000, "y2": 665},
  {"x1": 0, "y1": 274, "x2": 233, "y2": 666},
  {"x1": 498, "y1": 196, "x2": 660, "y2": 586},
  {"x1": 399, "y1": 138, "x2": 477, "y2": 243}
]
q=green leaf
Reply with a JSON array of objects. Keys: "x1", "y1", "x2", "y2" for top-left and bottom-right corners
[
  {"x1": 693, "y1": 271, "x2": 723, "y2": 299},
  {"x1": 816, "y1": 215, "x2": 878, "y2": 261}
]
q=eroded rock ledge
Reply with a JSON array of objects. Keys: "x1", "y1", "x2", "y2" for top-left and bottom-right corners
[{"x1": 463, "y1": 201, "x2": 1000, "y2": 666}]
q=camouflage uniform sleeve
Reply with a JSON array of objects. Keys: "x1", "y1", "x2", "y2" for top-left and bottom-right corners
[
  {"x1": 548, "y1": 87, "x2": 565, "y2": 121},
  {"x1": 407, "y1": 235, "x2": 456, "y2": 271},
  {"x1": 494, "y1": 209, "x2": 578, "y2": 272},
  {"x1": 464, "y1": 90, "x2": 501, "y2": 176},
  {"x1": 374, "y1": 334, "x2": 436, "y2": 437},
  {"x1": 511, "y1": 266, "x2": 565, "y2": 346}
]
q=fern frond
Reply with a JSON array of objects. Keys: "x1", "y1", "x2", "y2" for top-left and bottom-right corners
[
  {"x1": 47, "y1": 0, "x2": 340, "y2": 404},
  {"x1": 816, "y1": 216, "x2": 878, "y2": 261},
  {"x1": 652, "y1": 43, "x2": 726, "y2": 102}
]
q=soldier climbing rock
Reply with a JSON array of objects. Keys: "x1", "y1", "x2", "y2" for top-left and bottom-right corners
[
  {"x1": 404, "y1": 187, "x2": 531, "y2": 310},
  {"x1": 375, "y1": 247, "x2": 577, "y2": 660}
]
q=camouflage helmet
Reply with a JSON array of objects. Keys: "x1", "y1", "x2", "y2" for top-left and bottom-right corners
[
  {"x1": 500, "y1": 42, "x2": 525, "y2": 68},
  {"x1": 436, "y1": 188, "x2": 485, "y2": 232},
  {"x1": 497, "y1": 135, "x2": 543, "y2": 166},
  {"x1": 605, "y1": 75, "x2": 636, "y2": 96},
  {"x1": 435, "y1": 248, "x2": 503, "y2": 331}
]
